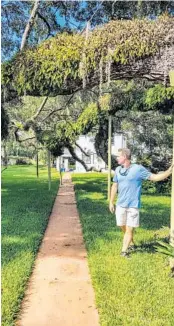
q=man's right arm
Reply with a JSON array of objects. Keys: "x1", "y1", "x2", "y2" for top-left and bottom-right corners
[
  {"x1": 149, "y1": 164, "x2": 173, "y2": 182},
  {"x1": 109, "y1": 182, "x2": 118, "y2": 213}
]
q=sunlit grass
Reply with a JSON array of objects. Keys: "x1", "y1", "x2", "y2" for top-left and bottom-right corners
[
  {"x1": 1, "y1": 165, "x2": 59, "y2": 326},
  {"x1": 73, "y1": 173, "x2": 174, "y2": 326}
]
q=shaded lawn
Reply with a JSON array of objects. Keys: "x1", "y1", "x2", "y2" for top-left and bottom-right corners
[
  {"x1": 73, "y1": 172, "x2": 174, "y2": 326},
  {"x1": 1, "y1": 165, "x2": 59, "y2": 326}
]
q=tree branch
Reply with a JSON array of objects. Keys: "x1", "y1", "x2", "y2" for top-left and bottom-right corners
[
  {"x1": 33, "y1": 96, "x2": 48, "y2": 119},
  {"x1": 14, "y1": 127, "x2": 19, "y2": 141},
  {"x1": 66, "y1": 142, "x2": 92, "y2": 171},
  {"x1": 37, "y1": 11, "x2": 54, "y2": 38},
  {"x1": 42, "y1": 92, "x2": 77, "y2": 122},
  {"x1": 20, "y1": 0, "x2": 40, "y2": 51},
  {"x1": 23, "y1": 96, "x2": 48, "y2": 130},
  {"x1": 75, "y1": 142, "x2": 90, "y2": 157},
  {"x1": 18, "y1": 136, "x2": 36, "y2": 143}
]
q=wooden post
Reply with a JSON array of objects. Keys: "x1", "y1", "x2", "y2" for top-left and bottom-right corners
[
  {"x1": 108, "y1": 115, "x2": 112, "y2": 201},
  {"x1": 47, "y1": 150, "x2": 51, "y2": 191}
]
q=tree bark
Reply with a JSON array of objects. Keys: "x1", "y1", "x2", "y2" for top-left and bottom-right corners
[
  {"x1": 20, "y1": 0, "x2": 40, "y2": 51},
  {"x1": 66, "y1": 142, "x2": 92, "y2": 171},
  {"x1": 95, "y1": 118, "x2": 118, "y2": 170}
]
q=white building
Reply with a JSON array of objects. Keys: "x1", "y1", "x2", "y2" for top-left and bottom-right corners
[
  {"x1": 56, "y1": 148, "x2": 71, "y2": 172},
  {"x1": 56, "y1": 133, "x2": 126, "y2": 173}
]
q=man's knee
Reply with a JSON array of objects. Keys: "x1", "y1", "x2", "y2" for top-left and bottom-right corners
[
  {"x1": 125, "y1": 226, "x2": 134, "y2": 234},
  {"x1": 120, "y1": 225, "x2": 126, "y2": 232}
]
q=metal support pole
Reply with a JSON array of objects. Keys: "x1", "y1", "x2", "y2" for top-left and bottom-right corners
[
  {"x1": 59, "y1": 158, "x2": 63, "y2": 186},
  {"x1": 108, "y1": 115, "x2": 112, "y2": 201},
  {"x1": 48, "y1": 150, "x2": 51, "y2": 191},
  {"x1": 170, "y1": 119, "x2": 174, "y2": 246},
  {"x1": 36, "y1": 150, "x2": 39, "y2": 177},
  {"x1": 169, "y1": 118, "x2": 174, "y2": 271}
]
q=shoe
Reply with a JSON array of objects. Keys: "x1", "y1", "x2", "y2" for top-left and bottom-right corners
[{"x1": 120, "y1": 251, "x2": 130, "y2": 258}]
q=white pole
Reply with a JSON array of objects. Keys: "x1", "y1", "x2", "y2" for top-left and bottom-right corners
[
  {"x1": 170, "y1": 120, "x2": 174, "y2": 246},
  {"x1": 108, "y1": 115, "x2": 112, "y2": 201},
  {"x1": 47, "y1": 150, "x2": 51, "y2": 191}
]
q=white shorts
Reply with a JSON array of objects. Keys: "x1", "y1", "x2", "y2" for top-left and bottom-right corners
[{"x1": 115, "y1": 206, "x2": 139, "y2": 228}]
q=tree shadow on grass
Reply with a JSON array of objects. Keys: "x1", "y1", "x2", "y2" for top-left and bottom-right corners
[{"x1": 130, "y1": 237, "x2": 170, "y2": 255}]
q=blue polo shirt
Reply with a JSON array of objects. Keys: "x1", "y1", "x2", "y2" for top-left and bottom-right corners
[{"x1": 113, "y1": 164, "x2": 152, "y2": 208}]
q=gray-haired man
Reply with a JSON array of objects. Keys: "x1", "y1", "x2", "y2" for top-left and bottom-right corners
[{"x1": 109, "y1": 148, "x2": 173, "y2": 257}]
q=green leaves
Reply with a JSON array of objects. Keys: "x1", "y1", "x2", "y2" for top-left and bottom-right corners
[
  {"x1": 145, "y1": 85, "x2": 174, "y2": 113},
  {"x1": 2, "y1": 15, "x2": 174, "y2": 96},
  {"x1": 155, "y1": 241, "x2": 174, "y2": 258}
]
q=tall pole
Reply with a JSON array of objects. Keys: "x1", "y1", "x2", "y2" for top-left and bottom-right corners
[
  {"x1": 169, "y1": 72, "x2": 174, "y2": 246},
  {"x1": 169, "y1": 118, "x2": 174, "y2": 271},
  {"x1": 48, "y1": 150, "x2": 51, "y2": 191},
  {"x1": 170, "y1": 119, "x2": 174, "y2": 246},
  {"x1": 59, "y1": 158, "x2": 63, "y2": 186},
  {"x1": 36, "y1": 146, "x2": 39, "y2": 178},
  {"x1": 108, "y1": 115, "x2": 112, "y2": 201}
]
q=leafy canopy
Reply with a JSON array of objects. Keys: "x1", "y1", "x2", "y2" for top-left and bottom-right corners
[{"x1": 2, "y1": 15, "x2": 174, "y2": 97}]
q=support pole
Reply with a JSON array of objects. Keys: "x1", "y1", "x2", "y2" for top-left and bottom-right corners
[
  {"x1": 108, "y1": 115, "x2": 112, "y2": 201},
  {"x1": 59, "y1": 158, "x2": 63, "y2": 186},
  {"x1": 47, "y1": 150, "x2": 51, "y2": 191},
  {"x1": 36, "y1": 150, "x2": 39, "y2": 177},
  {"x1": 170, "y1": 119, "x2": 174, "y2": 246}
]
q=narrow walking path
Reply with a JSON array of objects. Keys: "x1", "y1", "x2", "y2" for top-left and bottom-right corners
[{"x1": 17, "y1": 173, "x2": 99, "y2": 326}]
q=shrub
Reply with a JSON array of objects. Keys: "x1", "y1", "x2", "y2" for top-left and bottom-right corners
[{"x1": 16, "y1": 158, "x2": 28, "y2": 165}]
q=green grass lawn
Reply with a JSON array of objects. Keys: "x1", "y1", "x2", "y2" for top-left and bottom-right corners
[
  {"x1": 73, "y1": 173, "x2": 174, "y2": 326},
  {"x1": 1, "y1": 165, "x2": 59, "y2": 326}
]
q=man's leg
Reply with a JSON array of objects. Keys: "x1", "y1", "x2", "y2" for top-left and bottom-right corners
[
  {"x1": 121, "y1": 226, "x2": 134, "y2": 253},
  {"x1": 120, "y1": 225, "x2": 126, "y2": 233},
  {"x1": 116, "y1": 207, "x2": 134, "y2": 253},
  {"x1": 120, "y1": 225, "x2": 134, "y2": 246}
]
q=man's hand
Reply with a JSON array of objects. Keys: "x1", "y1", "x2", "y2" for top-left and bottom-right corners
[
  {"x1": 109, "y1": 183, "x2": 117, "y2": 213},
  {"x1": 169, "y1": 163, "x2": 174, "y2": 173},
  {"x1": 109, "y1": 202, "x2": 115, "y2": 214}
]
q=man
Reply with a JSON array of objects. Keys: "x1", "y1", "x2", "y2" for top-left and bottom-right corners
[{"x1": 109, "y1": 148, "x2": 173, "y2": 258}]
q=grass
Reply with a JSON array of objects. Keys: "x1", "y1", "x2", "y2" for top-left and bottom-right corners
[
  {"x1": 1, "y1": 165, "x2": 59, "y2": 326},
  {"x1": 73, "y1": 172, "x2": 174, "y2": 326}
]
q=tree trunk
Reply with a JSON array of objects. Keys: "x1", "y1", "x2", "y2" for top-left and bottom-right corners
[
  {"x1": 20, "y1": 0, "x2": 40, "y2": 51},
  {"x1": 66, "y1": 142, "x2": 91, "y2": 171},
  {"x1": 1, "y1": 141, "x2": 8, "y2": 172},
  {"x1": 95, "y1": 117, "x2": 117, "y2": 170}
]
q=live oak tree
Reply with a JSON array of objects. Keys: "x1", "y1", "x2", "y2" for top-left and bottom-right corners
[
  {"x1": 2, "y1": 15, "x2": 174, "y2": 100},
  {"x1": 2, "y1": 1, "x2": 173, "y2": 61},
  {"x1": 6, "y1": 80, "x2": 173, "y2": 173}
]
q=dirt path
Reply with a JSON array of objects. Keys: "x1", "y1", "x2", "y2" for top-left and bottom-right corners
[{"x1": 17, "y1": 173, "x2": 99, "y2": 326}]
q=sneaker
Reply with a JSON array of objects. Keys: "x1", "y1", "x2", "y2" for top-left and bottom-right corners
[{"x1": 120, "y1": 251, "x2": 130, "y2": 258}]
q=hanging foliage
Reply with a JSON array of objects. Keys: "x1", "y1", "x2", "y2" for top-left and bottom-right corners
[
  {"x1": 145, "y1": 84, "x2": 174, "y2": 113},
  {"x1": 2, "y1": 15, "x2": 174, "y2": 98}
]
